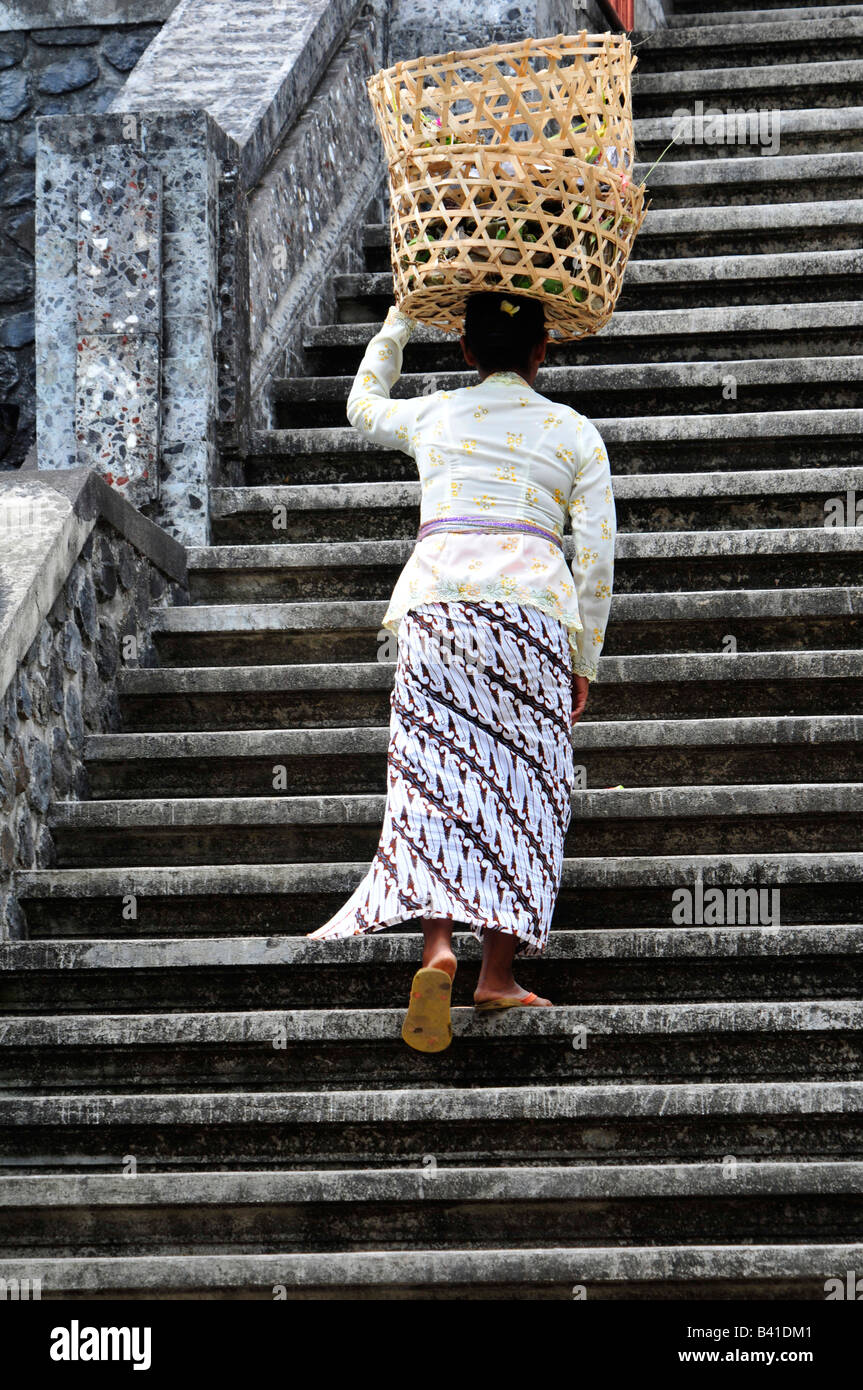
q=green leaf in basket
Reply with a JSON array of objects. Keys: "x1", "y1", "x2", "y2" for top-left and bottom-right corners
[
  {"x1": 586, "y1": 146, "x2": 600, "y2": 163},
  {"x1": 512, "y1": 275, "x2": 532, "y2": 289},
  {"x1": 572, "y1": 287, "x2": 587, "y2": 302},
  {"x1": 542, "y1": 279, "x2": 563, "y2": 295}
]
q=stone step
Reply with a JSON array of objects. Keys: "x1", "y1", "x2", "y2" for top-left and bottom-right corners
[
  {"x1": 3, "y1": 1241, "x2": 861, "y2": 1298},
  {"x1": 146, "y1": 588, "x2": 863, "y2": 668},
  {"x1": 3, "y1": 1000, "x2": 861, "y2": 1091},
  {"x1": 333, "y1": 249, "x2": 863, "y2": 318},
  {"x1": 296, "y1": 310, "x2": 863, "y2": 399},
  {"x1": 183, "y1": 529, "x2": 863, "y2": 606},
  {"x1": 212, "y1": 467, "x2": 863, "y2": 544},
  {"x1": 634, "y1": 15, "x2": 863, "y2": 70},
  {"x1": 112, "y1": 650, "x2": 863, "y2": 732},
  {"x1": 273, "y1": 358, "x2": 863, "y2": 432},
  {"x1": 361, "y1": 202, "x2": 863, "y2": 266},
  {"x1": 632, "y1": 61, "x2": 863, "y2": 117},
  {"x1": 666, "y1": 3, "x2": 860, "y2": 26},
  {"x1": 47, "y1": 783, "x2": 863, "y2": 867},
  {"x1": 261, "y1": 408, "x2": 862, "y2": 456},
  {"x1": 3, "y1": 1081, "x2": 862, "y2": 1167},
  {"x1": 79, "y1": 715, "x2": 863, "y2": 799},
  {"x1": 3, "y1": 927, "x2": 860, "y2": 1013},
  {"x1": 1, "y1": 1162, "x2": 860, "y2": 1256},
  {"x1": 16, "y1": 851, "x2": 863, "y2": 937},
  {"x1": 633, "y1": 151, "x2": 863, "y2": 209},
  {"x1": 635, "y1": 106, "x2": 863, "y2": 160}
]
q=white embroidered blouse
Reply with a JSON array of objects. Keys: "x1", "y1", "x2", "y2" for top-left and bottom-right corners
[{"x1": 347, "y1": 305, "x2": 616, "y2": 681}]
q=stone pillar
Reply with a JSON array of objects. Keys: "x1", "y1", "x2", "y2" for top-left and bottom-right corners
[{"x1": 35, "y1": 109, "x2": 228, "y2": 545}]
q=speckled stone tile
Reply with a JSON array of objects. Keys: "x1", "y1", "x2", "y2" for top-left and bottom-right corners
[
  {"x1": 76, "y1": 157, "x2": 162, "y2": 334},
  {"x1": 74, "y1": 333, "x2": 160, "y2": 504}
]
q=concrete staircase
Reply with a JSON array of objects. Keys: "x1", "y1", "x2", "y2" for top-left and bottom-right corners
[{"x1": 1, "y1": 1, "x2": 862, "y2": 1299}]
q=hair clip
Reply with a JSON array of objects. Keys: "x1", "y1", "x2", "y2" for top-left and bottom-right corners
[{"x1": 500, "y1": 299, "x2": 520, "y2": 316}]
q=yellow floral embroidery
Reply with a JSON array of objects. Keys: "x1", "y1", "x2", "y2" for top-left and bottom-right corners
[
  {"x1": 473, "y1": 405, "x2": 489, "y2": 421},
  {"x1": 429, "y1": 448, "x2": 445, "y2": 467},
  {"x1": 605, "y1": 485, "x2": 613, "y2": 503},
  {"x1": 396, "y1": 424, "x2": 409, "y2": 442},
  {"x1": 600, "y1": 519, "x2": 612, "y2": 540},
  {"x1": 525, "y1": 485, "x2": 539, "y2": 508},
  {"x1": 471, "y1": 494, "x2": 495, "y2": 510},
  {"x1": 530, "y1": 558, "x2": 549, "y2": 573},
  {"x1": 500, "y1": 537, "x2": 519, "y2": 552},
  {"x1": 592, "y1": 626, "x2": 605, "y2": 646},
  {"x1": 461, "y1": 438, "x2": 477, "y2": 452},
  {"x1": 506, "y1": 431, "x2": 524, "y2": 451},
  {"x1": 595, "y1": 581, "x2": 612, "y2": 599},
  {"x1": 450, "y1": 480, "x2": 463, "y2": 497},
  {"x1": 378, "y1": 345, "x2": 393, "y2": 359},
  {"x1": 495, "y1": 462, "x2": 517, "y2": 483},
  {"x1": 556, "y1": 445, "x2": 575, "y2": 464},
  {"x1": 543, "y1": 415, "x2": 561, "y2": 430},
  {"x1": 578, "y1": 546, "x2": 598, "y2": 567},
  {"x1": 553, "y1": 487, "x2": 566, "y2": 505},
  {"x1": 570, "y1": 493, "x2": 586, "y2": 516}
]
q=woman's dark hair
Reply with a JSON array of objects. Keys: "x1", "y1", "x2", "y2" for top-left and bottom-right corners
[{"x1": 463, "y1": 292, "x2": 546, "y2": 374}]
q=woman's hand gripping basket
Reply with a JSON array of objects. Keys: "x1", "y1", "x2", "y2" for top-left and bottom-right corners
[{"x1": 367, "y1": 31, "x2": 649, "y2": 340}]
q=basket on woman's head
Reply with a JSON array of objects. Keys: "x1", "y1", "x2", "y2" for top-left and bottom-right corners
[{"x1": 368, "y1": 31, "x2": 649, "y2": 342}]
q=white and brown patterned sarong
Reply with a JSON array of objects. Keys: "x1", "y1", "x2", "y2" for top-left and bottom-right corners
[{"x1": 307, "y1": 600, "x2": 574, "y2": 956}]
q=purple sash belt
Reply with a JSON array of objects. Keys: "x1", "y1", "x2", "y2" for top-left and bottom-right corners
[{"x1": 417, "y1": 515, "x2": 564, "y2": 552}]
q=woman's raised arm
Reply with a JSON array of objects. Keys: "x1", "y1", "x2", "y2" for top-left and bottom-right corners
[{"x1": 346, "y1": 305, "x2": 425, "y2": 454}]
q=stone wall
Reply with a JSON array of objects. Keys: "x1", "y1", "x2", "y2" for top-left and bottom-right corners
[
  {"x1": 0, "y1": 5, "x2": 176, "y2": 472},
  {"x1": 0, "y1": 468, "x2": 187, "y2": 939},
  {"x1": 248, "y1": 4, "x2": 385, "y2": 403},
  {"x1": 389, "y1": 0, "x2": 610, "y2": 62}
]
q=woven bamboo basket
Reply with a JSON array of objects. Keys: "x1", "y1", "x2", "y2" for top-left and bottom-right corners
[{"x1": 367, "y1": 31, "x2": 649, "y2": 340}]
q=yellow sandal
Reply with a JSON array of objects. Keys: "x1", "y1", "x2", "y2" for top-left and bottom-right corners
[{"x1": 401, "y1": 967, "x2": 453, "y2": 1053}]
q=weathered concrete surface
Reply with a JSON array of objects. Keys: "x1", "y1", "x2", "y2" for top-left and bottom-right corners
[
  {"x1": 110, "y1": 0, "x2": 366, "y2": 188},
  {"x1": 35, "y1": 110, "x2": 225, "y2": 544}
]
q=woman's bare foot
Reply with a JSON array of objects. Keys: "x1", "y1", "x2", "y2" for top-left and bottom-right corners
[
  {"x1": 421, "y1": 917, "x2": 457, "y2": 981},
  {"x1": 475, "y1": 926, "x2": 551, "y2": 1006},
  {"x1": 473, "y1": 983, "x2": 551, "y2": 1007}
]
